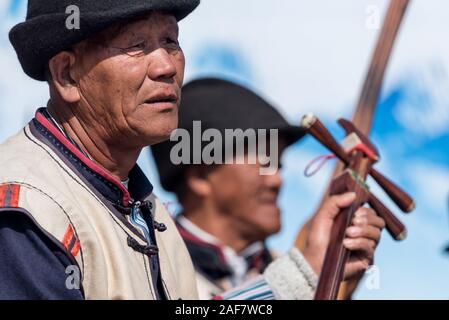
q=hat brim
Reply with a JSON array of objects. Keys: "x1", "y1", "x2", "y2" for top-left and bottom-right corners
[
  {"x1": 9, "y1": 1, "x2": 200, "y2": 81},
  {"x1": 278, "y1": 125, "x2": 307, "y2": 147}
]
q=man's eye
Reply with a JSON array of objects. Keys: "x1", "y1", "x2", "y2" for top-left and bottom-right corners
[
  {"x1": 118, "y1": 41, "x2": 147, "y2": 56},
  {"x1": 130, "y1": 41, "x2": 146, "y2": 50},
  {"x1": 165, "y1": 37, "x2": 180, "y2": 47}
]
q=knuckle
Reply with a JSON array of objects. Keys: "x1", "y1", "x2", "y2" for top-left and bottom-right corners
[
  {"x1": 355, "y1": 207, "x2": 369, "y2": 217},
  {"x1": 353, "y1": 238, "x2": 364, "y2": 247},
  {"x1": 378, "y1": 217, "x2": 387, "y2": 228},
  {"x1": 354, "y1": 216, "x2": 369, "y2": 226},
  {"x1": 363, "y1": 259, "x2": 371, "y2": 269},
  {"x1": 374, "y1": 228, "x2": 382, "y2": 240}
]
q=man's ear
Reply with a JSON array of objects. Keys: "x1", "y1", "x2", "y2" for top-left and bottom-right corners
[
  {"x1": 48, "y1": 51, "x2": 80, "y2": 103},
  {"x1": 185, "y1": 166, "x2": 213, "y2": 198}
]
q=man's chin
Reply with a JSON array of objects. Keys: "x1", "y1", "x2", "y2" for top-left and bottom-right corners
[
  {"x1": 135, "y1": 119, "x2": 178, "y2": 146},
  {"x1": 250, "y1": 216, "x2": 281, "y2": 238},
  {"x1": 265, "y1": 223, "x2": 281, "y2": 236},
  {"x1": 256, "y1": 209, "x2": 281, "y2": 236},
  {"x1": 251, "y1": 225, "x2": 281, "y2": 242},
  {"x1": 144, "y1": 132, "x2": 172, "y2": 146}
]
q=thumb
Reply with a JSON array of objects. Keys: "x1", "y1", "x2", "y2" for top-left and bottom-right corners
[{"x1": 317, "y1": 192, "x2": 357, "y2": 221}]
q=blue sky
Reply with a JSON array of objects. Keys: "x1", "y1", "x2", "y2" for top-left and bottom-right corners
[{"x1": 1, "y1": 0, "x2": 448, "y2": 299}]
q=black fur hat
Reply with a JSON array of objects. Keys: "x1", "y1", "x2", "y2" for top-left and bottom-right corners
[{"x1": 9, "y1": 0, "x2": 200, "y2": 81}]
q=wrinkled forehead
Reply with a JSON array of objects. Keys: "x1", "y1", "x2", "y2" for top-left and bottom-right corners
[
  {"x1": 78, "y1": 11, "x2": 179, "y2": 50},
  {"x1": 112, "y1": 11, "x2": 178, "y2": 38}
]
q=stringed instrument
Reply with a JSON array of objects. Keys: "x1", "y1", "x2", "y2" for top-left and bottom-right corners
[
  {"x1": 300, "y1": 114, "x2": 414, "y2": 300},
  {"x1": 295, "y1": 0, "x2": 412, "y2": 299}
]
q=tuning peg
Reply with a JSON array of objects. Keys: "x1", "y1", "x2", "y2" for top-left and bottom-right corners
[
  {"x1": 368, "y1": 192, "x2": 407, "y2": 241},
  {"x1": 370, "y1": 169, "x2": 415, "y2": 213},
  {"x1": 301, "y1": 113, "x2": 415, "y2": 214}
]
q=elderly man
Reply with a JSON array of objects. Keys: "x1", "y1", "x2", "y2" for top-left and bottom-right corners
[
  {"x1": 151, "y1": 78, "x2": 385, "y2": 299},
  {"x1": 0, "y1": 1, "x2": 383, "y2": 300}
]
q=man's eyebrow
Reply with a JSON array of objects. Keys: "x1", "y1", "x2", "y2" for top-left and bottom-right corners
[
  {"x1": 163, "y1": 14, "x2": 179, "y2": 32},
  {"x1": 165, "y1": 18, "x2": 179, "y2": 35},
  {"x1": 109, "y1": 15, "x2": 179, "y2": 44},
  {"x1": 108, "y1": 23, "x2": 133, "y2": 42}
]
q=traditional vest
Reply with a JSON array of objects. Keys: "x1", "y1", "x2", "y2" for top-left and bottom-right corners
[{"x1": 0, "y1": 109, "x2": 198, "y2": 300}]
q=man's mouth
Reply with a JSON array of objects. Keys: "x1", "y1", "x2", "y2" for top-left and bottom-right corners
[
  {"x1": 259, "y1": 193, "x2": 279, "y2": 205},
  {"x1": 144, "y1": 93, "x2": 178, "y2": 105}
]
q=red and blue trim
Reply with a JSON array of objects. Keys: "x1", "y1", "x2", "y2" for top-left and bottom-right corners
[
  {"x1": 0, "y1": 184, "x2": 21, "y2": 208},
  {"x1": 62, "y1": 224, "x2": 81, "y2": 258}
]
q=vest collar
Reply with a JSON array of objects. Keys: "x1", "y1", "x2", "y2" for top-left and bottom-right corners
[{"x1": 30, "y1": 108, "x2": 153, "y2": 207}]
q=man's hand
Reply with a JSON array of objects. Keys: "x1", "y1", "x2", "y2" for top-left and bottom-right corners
[{"x1": 301, "y1": 192, "x2": 386, "y2": 280}]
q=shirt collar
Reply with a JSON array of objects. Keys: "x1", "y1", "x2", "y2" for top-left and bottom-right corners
[
  {"x1": 176, "y1": 215, "x2": 273, "y2": 282},
  {"x1": 178, "y1": 216, "x2": 265, "y2": 260}
]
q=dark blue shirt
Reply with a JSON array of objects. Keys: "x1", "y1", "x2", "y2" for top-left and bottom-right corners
[{"x1": 0, "y1": 210, "x2": 84, "y2": 300}]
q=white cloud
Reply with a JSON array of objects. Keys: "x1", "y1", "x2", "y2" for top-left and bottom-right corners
[
  {"x1": 0, "y1": 47, "x2": 47, "y2": 141},
  {"x1": 393, "y1": 63, "x2": 449, "y2": 138},
  {"x1": 181, "y1": 0, "x2": 449, "y2": 124},
  {"x1": 407, "y1": 161, "x2": 449, "y2": 218}
]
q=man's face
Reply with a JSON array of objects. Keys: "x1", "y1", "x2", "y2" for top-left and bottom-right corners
[
  {"x1": 205, "y1": 141, "x2": 287, "y2": 242},
  {"x1": 71, "y1": 11, "x2": 184, "y2": 147}
]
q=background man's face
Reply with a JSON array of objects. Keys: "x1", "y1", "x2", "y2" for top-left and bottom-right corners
[
  {"x1": 205, "y1": 143, "x2": 287, "y2": 243},
  {"x1": 72, "y1": 11, "x2": 185, "y2": 147}
]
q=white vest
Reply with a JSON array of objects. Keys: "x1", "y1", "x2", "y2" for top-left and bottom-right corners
[{"x1": 0, "y1": 113, "x2": 198, "y2": 300}]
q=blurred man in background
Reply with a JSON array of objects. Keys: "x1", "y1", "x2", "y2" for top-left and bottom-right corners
[{"x1": 152, "y1": 78, "x2": 385, "y2": 299}]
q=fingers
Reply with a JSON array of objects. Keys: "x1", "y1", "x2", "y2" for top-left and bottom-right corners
[
  {"x1": 346, "y1": 225, "x2": 381, "y2": 243},
  {"x1": 343, "y1": 207, "x2": 384, "y2": 279},
  {"x1": 353, "y1": 207, "x2": 386, "y2": 229},
  {"x1": 344, "y1": 248, "x2": 375, "y2": 279},
  {"x1": 343, "y1": 238, "x2": 376, "y2": 260},
  {"x1": 344, "y1": 258, "x2": 371, "y2": 279},
  {"x1": 347, "y1": 207, "x2": 385, "y2": 243},
  {"x1": 343, "y1": 238, "x2": 375, "y2": 279}
]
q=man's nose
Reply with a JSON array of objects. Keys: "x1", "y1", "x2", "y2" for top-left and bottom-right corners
[
  {"x1": 265, "y1": 170, "x2": 283, "y2": 190},
  {"x1": 147, "y1": 48, "x2": 177, "y2": 81}
]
